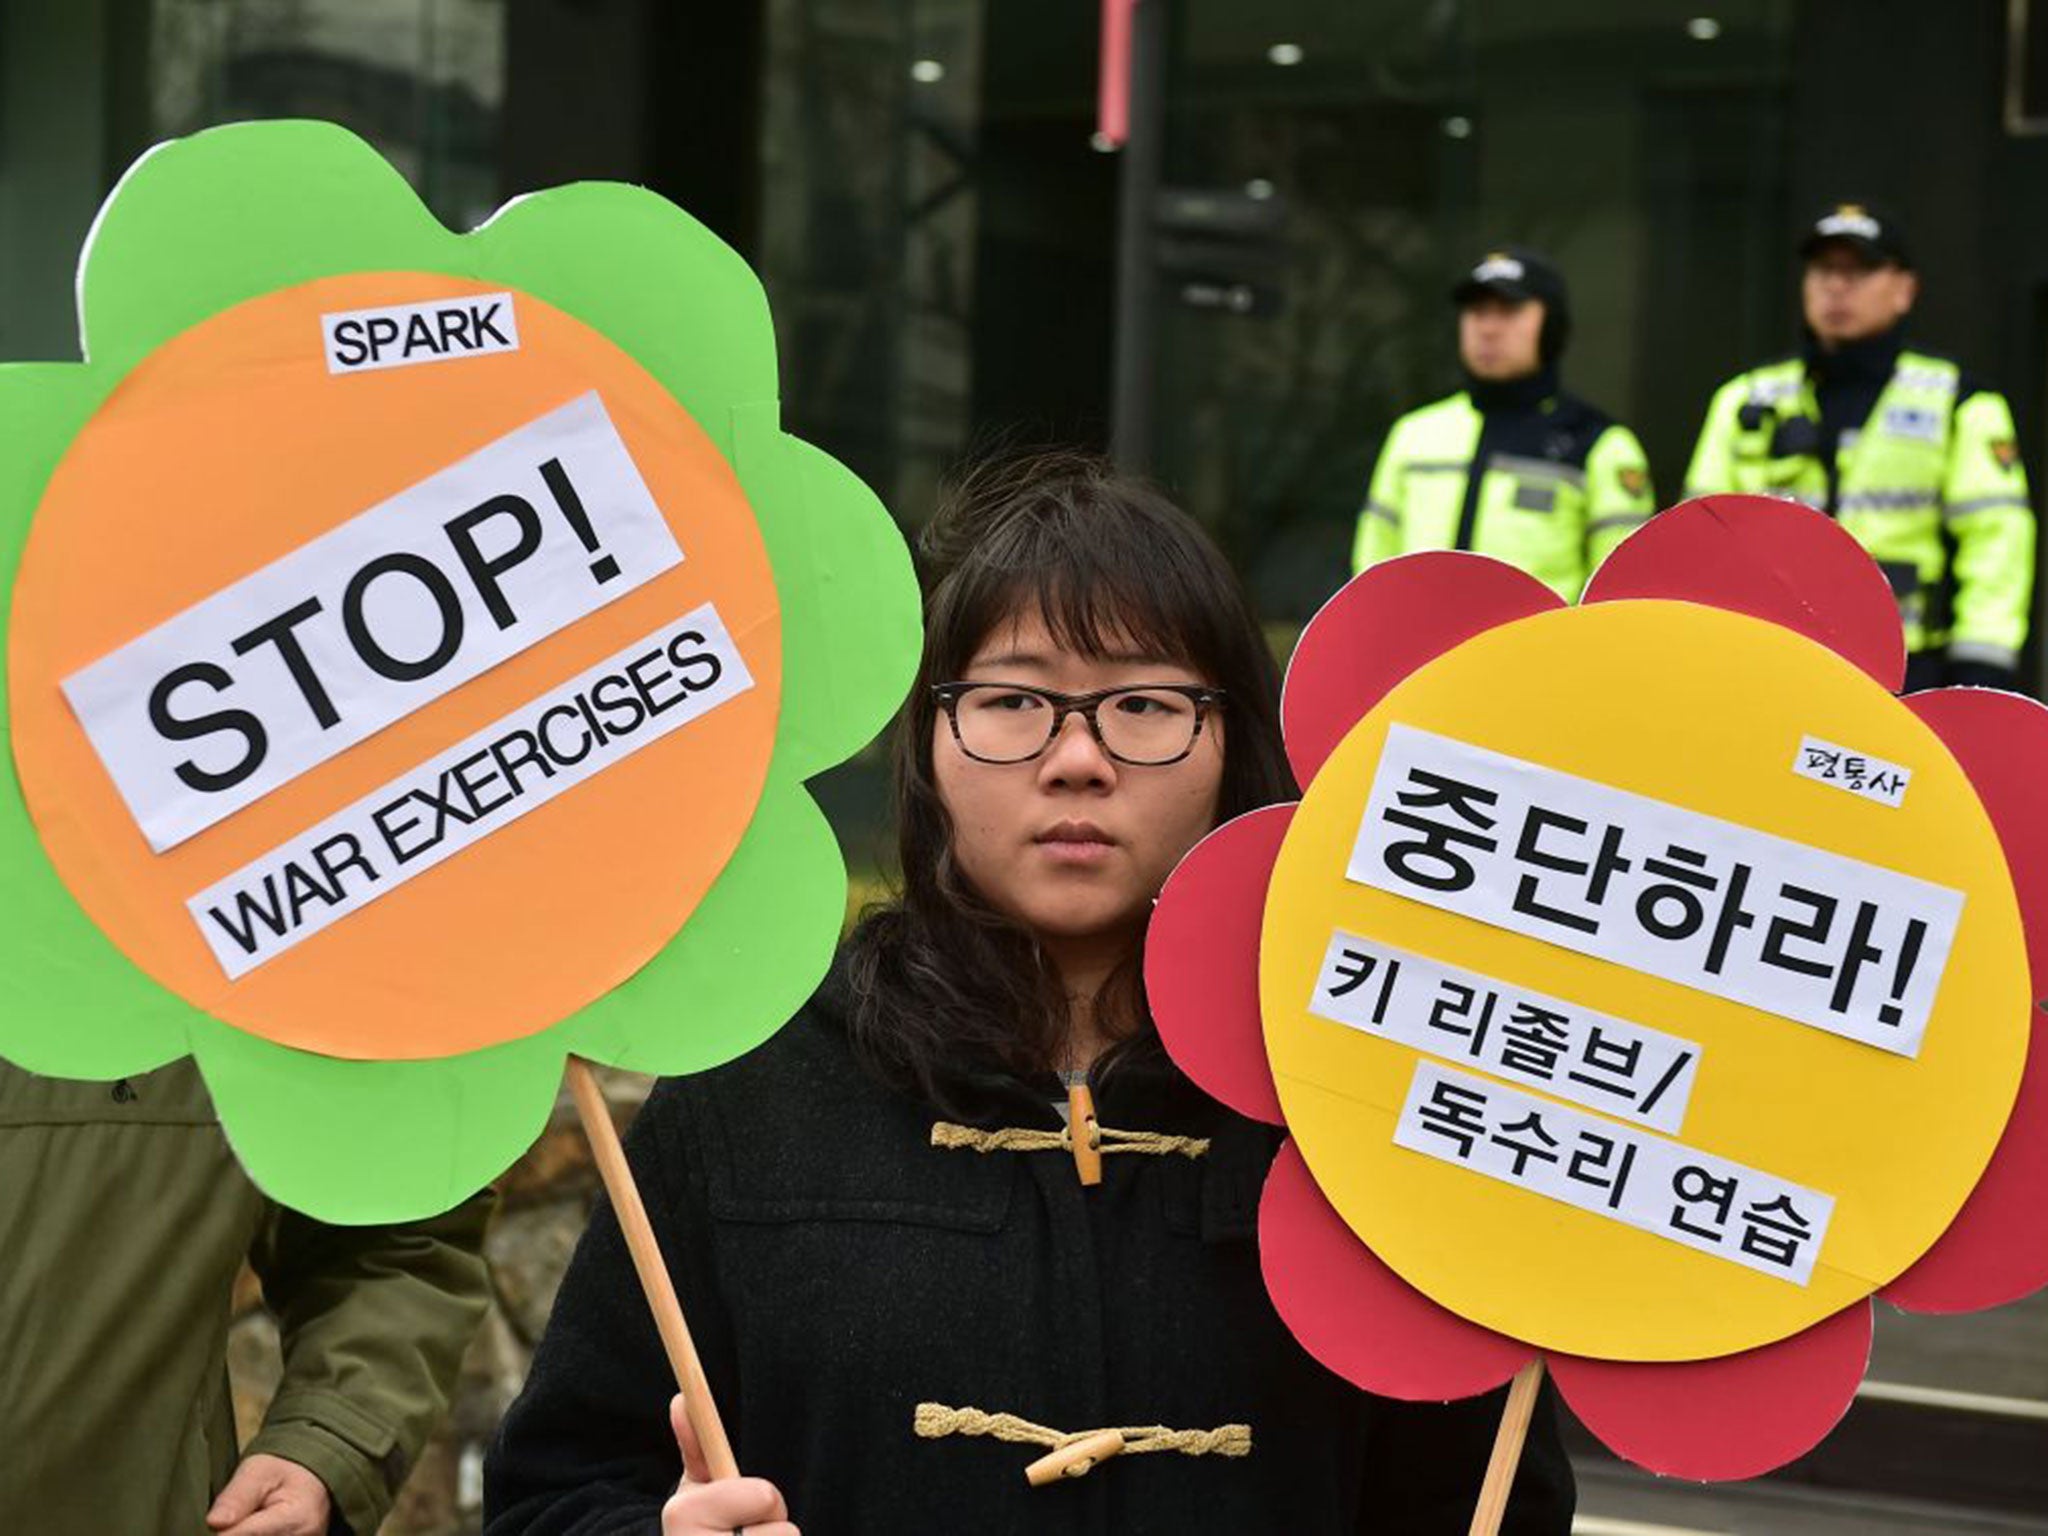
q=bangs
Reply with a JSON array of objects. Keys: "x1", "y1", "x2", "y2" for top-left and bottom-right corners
[
  {"x1": 970, "y1": 554, "x2": 1199, "y2": 673},
  {"x1": 924, "y1": 459, "x2": 1235, "y2": 681}
]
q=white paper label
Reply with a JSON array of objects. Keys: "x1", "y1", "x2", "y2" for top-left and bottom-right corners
[
  {"x1": 63, "y1": 391, "x2": 681, "y2": 852},
  {"x1": 1394, "y1": 1060, "x2": 1835, "y2": 1284},
  {"x1": 322, "y1": 292, "x2": 521, "y2": 374},
  {"x1": 187, "y1": 603, "x2": 752, "y2": 978},
  {"x1": 1308, "y1": 930, "x2": 1700, "y2": 1133},
  {"x1": 1347, "y1": 725, "x2": 1963, "y2": 1058},
  {"x1": 1793, "y1": 735, "x2": 1911, "y2": 808}
]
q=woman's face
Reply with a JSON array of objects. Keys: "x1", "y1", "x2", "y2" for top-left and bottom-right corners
[{"x1": 933, "y1": 609, "x2": 1226, "y2": 958}]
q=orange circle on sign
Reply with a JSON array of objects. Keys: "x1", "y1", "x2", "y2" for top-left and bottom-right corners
[{"x1": 9, "y1": 273, "x2": 782, "y2": 1060}]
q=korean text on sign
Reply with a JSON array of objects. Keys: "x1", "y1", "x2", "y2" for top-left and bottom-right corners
[
  {"x1": 1793, "y1": 735, "x2": 1911, "y2": 808},
  {"x1": 1308, "y1": 931, "x2": 1700, "y2": 1133},
  {"x1": 1395, "y1": 1060, "x2": 1836, "y2": 1284},
  {"x1": 1347, "y1": 725, "x2": 1963, "y2": 1058}
]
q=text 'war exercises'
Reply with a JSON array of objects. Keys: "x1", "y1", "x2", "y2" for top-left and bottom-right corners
[{"x1": 188, "y1": 604, "x2": 754, "y2": 978}]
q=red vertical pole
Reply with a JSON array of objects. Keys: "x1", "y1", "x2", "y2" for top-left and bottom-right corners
[{"x1": 1098, "y1": 0, "x2": 1135, "y2": 148}]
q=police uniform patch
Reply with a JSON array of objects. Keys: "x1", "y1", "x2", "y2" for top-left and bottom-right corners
[
  {"x1": 1619, "y1": 466, "x2": 1648, "y2": 498},
  {"x1": 1992, "y1": 437, "x2": 2020, "y2": 471},
  {"x1": 1881, "y1": 404, "x2": 1942, "y2": 443}
]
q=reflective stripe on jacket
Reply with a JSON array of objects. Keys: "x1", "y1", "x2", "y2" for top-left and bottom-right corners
[{"x1": 1685, "y1": 349, "x2": 2035, "y2": 665}]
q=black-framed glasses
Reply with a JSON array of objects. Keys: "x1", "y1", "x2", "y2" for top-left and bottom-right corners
[{"x1": 932, "y1": 681, "x2": 1226, "y2": 766}]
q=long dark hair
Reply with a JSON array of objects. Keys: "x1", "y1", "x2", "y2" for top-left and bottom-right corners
[{"x1": 842, "y1": 450, "x2": 1298, "y2": 1113}]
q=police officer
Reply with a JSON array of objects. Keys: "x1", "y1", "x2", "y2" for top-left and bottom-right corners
[
  {"x1": 1686, "y1": 203, "x2": 2035, "y2": 689},
  {"x1": 1353, "y1": 246, "x2": 1655, "y2": 599}
]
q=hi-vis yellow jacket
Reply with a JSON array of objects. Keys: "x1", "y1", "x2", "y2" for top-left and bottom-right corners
[
  {"x1": 1353, "y1": 389, "x2": 1654, "y2": 601},
  {"x1": 1686, "y1": 350, "x2": 2035, "y2": 667}
]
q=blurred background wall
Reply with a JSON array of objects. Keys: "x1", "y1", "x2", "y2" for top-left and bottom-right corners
[{"x1": 7, "y1": 4, "x2": 2047, "y2": 1531}]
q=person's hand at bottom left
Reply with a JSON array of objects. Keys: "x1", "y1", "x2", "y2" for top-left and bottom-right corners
[{"x1": 205, "y1": 1452, "x2": 332, "y2": 1536}]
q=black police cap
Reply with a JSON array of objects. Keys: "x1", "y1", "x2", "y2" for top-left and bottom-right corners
[
  {"x1": 1798, "y1": 202, "x2": 1911, "y2": 268},
  {"x1": 1450, "y1": 245, "x2": 1569, "y2": 311}
]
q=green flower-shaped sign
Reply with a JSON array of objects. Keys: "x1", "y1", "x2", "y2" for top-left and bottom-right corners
[{"x1": 0, "y1": 121, "x2": 919, "y2": 1221}]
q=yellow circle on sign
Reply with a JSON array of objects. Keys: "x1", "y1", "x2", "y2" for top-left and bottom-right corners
[{"x1": 1262, "y1": 600, "x2": 2029, "y2": 1362}]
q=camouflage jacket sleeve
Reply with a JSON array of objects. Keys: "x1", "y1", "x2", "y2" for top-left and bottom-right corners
[{"x1": 245, "y1": 1189, "x2": 495, "y2": 1534}]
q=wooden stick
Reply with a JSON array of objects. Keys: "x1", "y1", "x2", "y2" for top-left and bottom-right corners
[
  {"x1": 565, "y1": 1055, "x2": 740, "y2": 1481},
  {"x1": 1466, "y1": 1359, "x2": 1544, "y2": 1536}
]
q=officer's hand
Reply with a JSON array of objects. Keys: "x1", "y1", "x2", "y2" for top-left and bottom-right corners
[
  {"x1": 665, "y1": 1393, "x2": 799, "y2": 1536},
  {"x1": 204, "y1": 1452, "x2": 331, "y2": 1536},
  {"x1": 1946, "y1": 660, "x2": 2020, "y2": 691}
]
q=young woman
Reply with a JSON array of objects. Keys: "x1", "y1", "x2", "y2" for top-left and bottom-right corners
[{"x1": 484, "y1": 453, "x2": 1575, "y2": 1535}]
